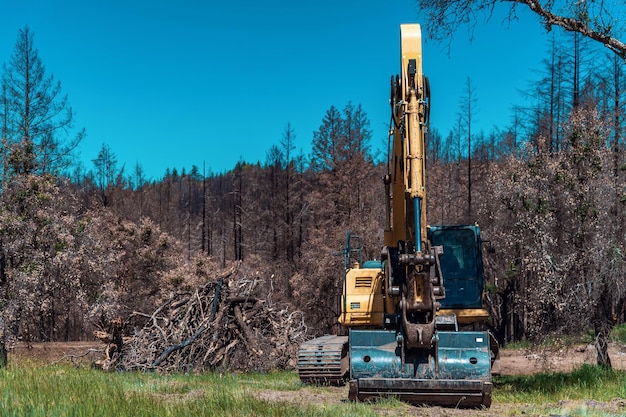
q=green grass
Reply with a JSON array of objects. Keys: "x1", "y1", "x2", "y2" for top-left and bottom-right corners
[
  {"x1": 503, "y1": 339, "x2": 533, "y2": 350},
  {"x1": 1, "y1": 361, "x2": 626, "y2": 416},
  {"x1": 0, "y1": 364, "x2": 385, "y2": 417},
  {"x1": 611, "y1": 323, "x2": 626, "y2": 344},
  {"x1": 505, "y1": 324, "x2": 626, "y2": 350},
  {"x1": 495, "y1": 364, "x2": 626, "y2": 402}
]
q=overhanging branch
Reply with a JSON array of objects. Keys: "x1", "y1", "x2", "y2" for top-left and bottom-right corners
[{"x1": 509, "y1": 0, "x2": 626, "y2": 58}]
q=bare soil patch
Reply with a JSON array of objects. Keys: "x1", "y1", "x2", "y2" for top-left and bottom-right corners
[
  {"x1": 497, "y1": 342, "x2": 626, "y2": 375},
  {"x1": 10, "y1": 341, "x2": 102, "y2": 365}
]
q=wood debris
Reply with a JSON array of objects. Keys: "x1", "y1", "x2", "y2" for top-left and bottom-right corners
[{"x1": 94, "y1": 262, "x2": 307, "y2": 373}]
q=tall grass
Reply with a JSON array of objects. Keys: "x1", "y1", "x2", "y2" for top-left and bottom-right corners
[
  {"x1": 495, "y1": 364, "x2": 626, "y2": 402},
  {"x1": 1, "y1": 360, "x2": 625, "y2": 416},
  {"x1": 0, "y1": 363, "x2": 385, "y2": 417},
  {"x1": 611, "y1": 323, "x2": 626, "y2": 344}
]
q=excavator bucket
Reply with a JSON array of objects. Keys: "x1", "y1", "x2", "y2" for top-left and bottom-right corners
[{"x1": 347, "y1": 329, "x2": 492, "y2": 408}]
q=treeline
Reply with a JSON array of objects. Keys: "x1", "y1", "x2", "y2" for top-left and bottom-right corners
[
  {"x1": 1, "y1": 27, "x2": 625, "y2": 366},
  {"x1": 83, "y1": 103, "x2": 385, "y2": 337}
]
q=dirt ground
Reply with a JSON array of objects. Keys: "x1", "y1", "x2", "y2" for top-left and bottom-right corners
[
  {"x1": 9, "y1": 341, "x2": 626, "y2": 417},
  {"x1": 10, "y1": 341, "x2": 104, "y2": 365},
  {"x1": 497, "y1": 342, "x2": 626, "y2": 374}
]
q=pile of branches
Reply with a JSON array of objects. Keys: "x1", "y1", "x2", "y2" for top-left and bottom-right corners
[{"x1": 94, "y1": 263, "x2": 307, "y2": 373}]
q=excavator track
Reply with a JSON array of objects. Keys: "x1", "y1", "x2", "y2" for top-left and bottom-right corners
[{"x1": 297, "y1": 335, "x2": 349, "y2": 385}]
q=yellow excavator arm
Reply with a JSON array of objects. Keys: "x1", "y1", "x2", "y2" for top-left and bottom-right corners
[
  {"x1": 386, "y1": 24, "x2": 429, "y2": 253},
  {"x1": 341, "y1": 24, "x2": 440, "y2": 333}
]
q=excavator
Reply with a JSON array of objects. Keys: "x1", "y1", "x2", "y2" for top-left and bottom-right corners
[{"x1": 297, "y1": 24, "x2": 498, "y2": 408}]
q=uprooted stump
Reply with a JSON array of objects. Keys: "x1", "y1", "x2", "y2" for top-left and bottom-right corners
[{"x1": 94, "y1": 262, "x2": 307, "y2": 373}]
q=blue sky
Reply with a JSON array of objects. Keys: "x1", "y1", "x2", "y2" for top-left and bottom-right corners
[{"x1": 1, "y1": 0, "x2": 553, "y2": 180}]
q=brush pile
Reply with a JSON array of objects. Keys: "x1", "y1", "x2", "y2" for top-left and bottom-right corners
[{"x1": 94, "y1": 262, "x2": 307, "y2": 373}]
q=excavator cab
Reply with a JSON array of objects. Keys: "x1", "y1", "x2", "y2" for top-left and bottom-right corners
[{"x1": 429, "y1": 225, "x2": 491, "y2": 324}]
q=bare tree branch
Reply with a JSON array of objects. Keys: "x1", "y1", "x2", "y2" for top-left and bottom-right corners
[
  {"x1": 418, "y1": 0, "x2": 626, "y2": 58},
  {"x1": 510, "y1": 0, "x2": 626, "y2": 57}
]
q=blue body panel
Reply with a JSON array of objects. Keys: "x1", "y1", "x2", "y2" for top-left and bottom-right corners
[
  {"x1": 362, "y1": 260, "x2": 384, "y2": 269},
  {"x1": 349, "y1": 329, "x2": 491, "y2": 381}
]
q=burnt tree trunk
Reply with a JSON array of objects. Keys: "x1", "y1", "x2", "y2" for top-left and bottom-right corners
[
  {"x1": 593, "y1": 284, "x2": 614, "y2": 368},
  {"x1": 594, "y1": 322, "x2": 612, "y2": 368},
  {"x1": 0, "y1": 341, "x2": 7, "y2": 368}
]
